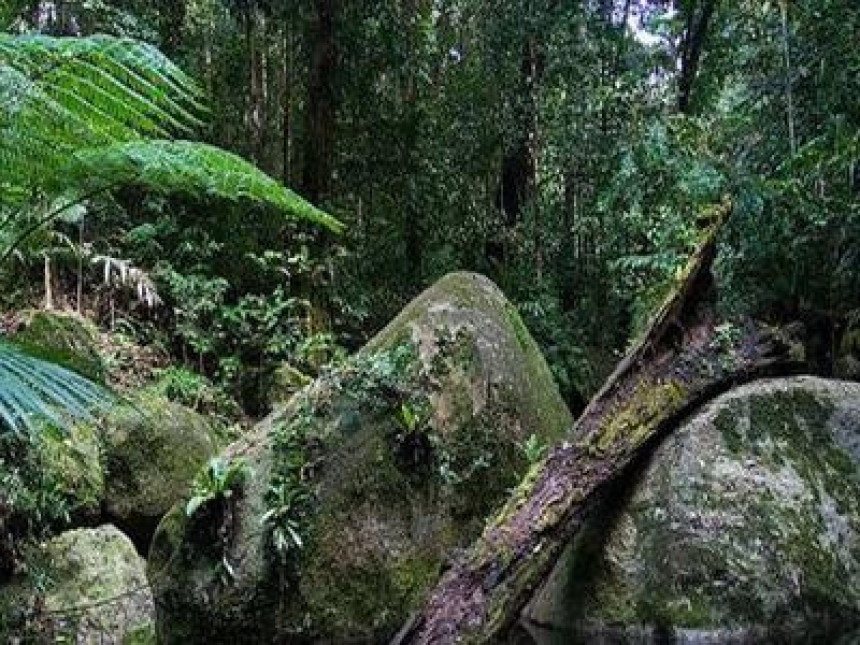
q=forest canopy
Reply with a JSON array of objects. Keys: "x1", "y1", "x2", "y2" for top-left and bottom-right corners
[{"x1": 1, "y1": 0, "x2": 858, "y2": 419}]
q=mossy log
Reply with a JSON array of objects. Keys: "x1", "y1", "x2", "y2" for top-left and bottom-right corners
[{"x1": 394, "y1": 209, "x2": 806, "y2": 644}]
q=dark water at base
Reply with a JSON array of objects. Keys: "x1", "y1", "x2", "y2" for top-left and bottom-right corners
[{"x1": 506, "y1": 620, "x2": 860, "y2": 645}]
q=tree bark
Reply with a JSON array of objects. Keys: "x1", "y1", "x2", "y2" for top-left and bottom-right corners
[
  {"x1": 302, "y1": 0, "x2": 339, "y2": 204},
  {"x1": 394, "y1": 202, "x2": 806, "y2": 643},
  {"x1": 677, "y1": 0, "x2": 718, "y2": 114},
  {"x1": 779, "y1": 0, "x2": 796, "y2": 155},
  {"x1": 157, "y1": 0, "x2": 186, "y2": 58},
  {"x1": 247, "y1": 8, "x2": 268, "y2": 165},
  {"x1": 401, "y1": 0, "x2": 424, "y2": 283},
  {"x1": 43, "y1": 254, "x2": 53, "y2": 310},
  {"x1": 282, "y1": 19, "x2": 295, "y2": 185}
]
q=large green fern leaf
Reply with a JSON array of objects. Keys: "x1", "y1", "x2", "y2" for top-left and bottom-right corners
[
  {"x1": 0, "y1": 34, "x2": 204, "y2": 192},
  {"x1": 70, "y1": 140, "x2": 344, "y2": 232}
]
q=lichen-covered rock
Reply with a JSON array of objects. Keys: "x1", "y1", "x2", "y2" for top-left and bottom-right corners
[
  {"x1": 99, "y1": 394, "x2": 222, "y2": 550},
  {"x1": 8, "y1": 309, "x2": 106, "y2": 381},
  {"x1": 0, "y1": 525, "x2": 155, "y2": 643},
  {"x1": 524, "y1": 377, "x2": 860, "y2": 643},
  {"x1": 149, "y1": 272, "x2": 572, "y2": 642}
]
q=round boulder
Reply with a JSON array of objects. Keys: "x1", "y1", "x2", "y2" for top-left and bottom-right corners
[
  {"x1": 0, "y1": 525, "x2": 155, "y2": 642},
  {"x1": 149, "y1": 272, "x2": 573, "y2": 642},
  {"x1": 99, "y1": 394, "x2": 223, "y2": 551},
  {"x1": 8, "y1": 310, "x2": 106, "y2": 382},
  {"x1": 525, "y1": 377, "x2": 860, "y2": 643}
]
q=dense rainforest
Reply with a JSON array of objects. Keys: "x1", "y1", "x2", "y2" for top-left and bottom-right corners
[{"x1": 1, "y1": 0, "x2": 859, "y2": 643}]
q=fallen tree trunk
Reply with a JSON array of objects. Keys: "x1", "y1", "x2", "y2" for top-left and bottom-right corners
[{"x1": 394, "y1": 204, "x2": 806, "y2": 644}]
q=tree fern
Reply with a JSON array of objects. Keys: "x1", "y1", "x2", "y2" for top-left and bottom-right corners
[
  {"x1": 0, "y1": 34, "x2": 204, "y2": 194},
  {"x1": 0, "y1": 34, "x2": 341, "y2": 229},
  {"x1": 0, "y1": 34, "x2": 342, "y2": 435}
]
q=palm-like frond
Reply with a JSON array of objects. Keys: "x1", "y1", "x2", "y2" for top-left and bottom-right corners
[
  {"x1": 0, "y1": 34, "x2": 342, "y2": 229},
  {"x1": 71, "y1": 141, "x2": 344, "y2": 231},
  {"x1": 0, "y1": 341, "x2": 111, "y2": 435},
  {"x1": 0, "y1": 34, "x2": 204, "y2": 194}
]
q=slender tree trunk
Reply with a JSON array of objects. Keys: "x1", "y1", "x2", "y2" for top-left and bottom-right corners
[
  {"x1": 282, "y1": 20, "x2": 295, "y2": 185},
  {"x1": 299, "y1": 0, "x2": 339, "y2": 349},
  {"x1": 677, "y1": 0, "x2": 717, "y2": 114},
  {"x1": 43, "y1": 255, "x2": 53, "y2": 310},
  {"x1": 302, "y1": 0, "x2": 339, "y2": 204},
  {"x1": 402, "y1": 0, "x2": 423, "y2": 283},
  {"x1": 76, "y1": 218, "x2": 83, "y2": 313},
  {"x1": 780, "y1": 0, "x2": 796, "y2": 155},
  {"x1": 248, "y1": 9, "x2": 268, "y2": 164},
  {"x1": 157, "y1": 0, "x2": 186, "y2": 58},
  {"x1": 203, "y1": 16, "x2": 214, "y2": 100},
  {"x1": 395, "y1": 204, "x2": 806, "y2": 643}
]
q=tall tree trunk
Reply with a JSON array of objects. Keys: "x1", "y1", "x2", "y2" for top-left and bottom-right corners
[
  {"x1": 76, "y1": 218, "x2": 83, "y2": 313},
  {"x1": 157, "y1": 0, "x2": 186, "y2": 58},
  {"x1": 282, "y1": 20, "x2": 295, "y2": 185},
  {"x1": 248, "y1": 9, "x2": 268, "y2": 165},
  {"x1": 302, "y1": 0, "x2": 339, "y2": 205},
  {"x1": 401, "y1": 0, "x2": 424, "y2": 283},
  {"x1": 394, "y1": 204, "x2": 806, "y2": 643},
  {"x1": 43, "y1": 255, "x2": 53, "y2": 310},
  {"x1": 779, "y1": 0, "x2": 796, "y2": 155},
  {"x1": 677, "y1": 0, "x2": 717, "y2": 113}
]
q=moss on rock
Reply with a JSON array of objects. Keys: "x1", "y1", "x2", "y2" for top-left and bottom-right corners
[
  {"x1": 149, "y1": 271, "x2": 573, "y2": 642},
  {"x1": 525, "y1": 377, "x2": 860, "y2": 643},
  {"x1": 268, "y1": 363, "x2": 312, "y2": 406},
  {"x1": 9, "y1": 309, "x2": 106, "y2": 382},
  {"x1": 0, "y1": 525, "x2": 155, "y2": 642},
  {"x1": 99, "y1": 394, "x2": 223, "y2": 551}
]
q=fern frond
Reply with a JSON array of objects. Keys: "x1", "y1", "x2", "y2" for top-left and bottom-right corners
[
  {"x1": 0, "y1": 341, "x2": 111, "y2": 436},
  {"x1": 0, "y1": 34, "x2": 204, "y2": 192},
  {"x1": 70, "y1": 141, "x2": 344, "y2": 232}
]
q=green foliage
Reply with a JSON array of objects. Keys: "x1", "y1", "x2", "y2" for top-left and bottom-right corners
[
  {"x1": 0, "y1": 32, "x2": 340, "y2": 246},
  {"x1": 0, "y1": 30, "x2": 342, "y2": 433},
  {"x1": 0, "y1": 420, "x2": 102, "y2": 543},
  {"x1": 1, "y1": 0, "x2": 858, "y2": 438},
  {"x1": 519, "y1": 434, "x2": 548, "y2": 466},
  {"x1": 185, "y1": 456, "x2": 248, "y2": 517},
  {"x1": 152, "y1": 365, "x2": 210, "y2": 406},
  {"x1": 398, "y1": 402, "x2": 421, "y2": 434},
  {"x1": 70, "y1": 141, "x2": 343, "y2": 231},
  {"x1": 0, "y1": 341, "x2": 110, "y2": 436},
  {"x1": 0, "y1": 33, "x2": 203, "y2": 196},
  {"x1": 263, "y1": 425, "x2": 310, "y2": 562},
  {"x1": 149, "y1": 366, "x2": 238, "y2": 419}
]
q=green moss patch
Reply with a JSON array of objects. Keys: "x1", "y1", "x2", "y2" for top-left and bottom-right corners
[{"x1": 10, "y1": 310, "x2": 105, "y2": 382}]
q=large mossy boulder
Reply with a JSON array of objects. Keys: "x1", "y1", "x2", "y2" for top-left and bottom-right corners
[
  {"x1": 99, "y1": 394, "x2": 223, "y2": 550},
  {"x1": 8, "y1": 309, "x2": 106, "y2": 381},
  {"x1": 149, "y1": 272, "x2": 572, "y2": 642},
  {"x1": 524, "y1": 377, "x2": 860, "y2": 643},
  {"x1": 0, "y1": 525, "x2": 155, "y2": 643}
]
